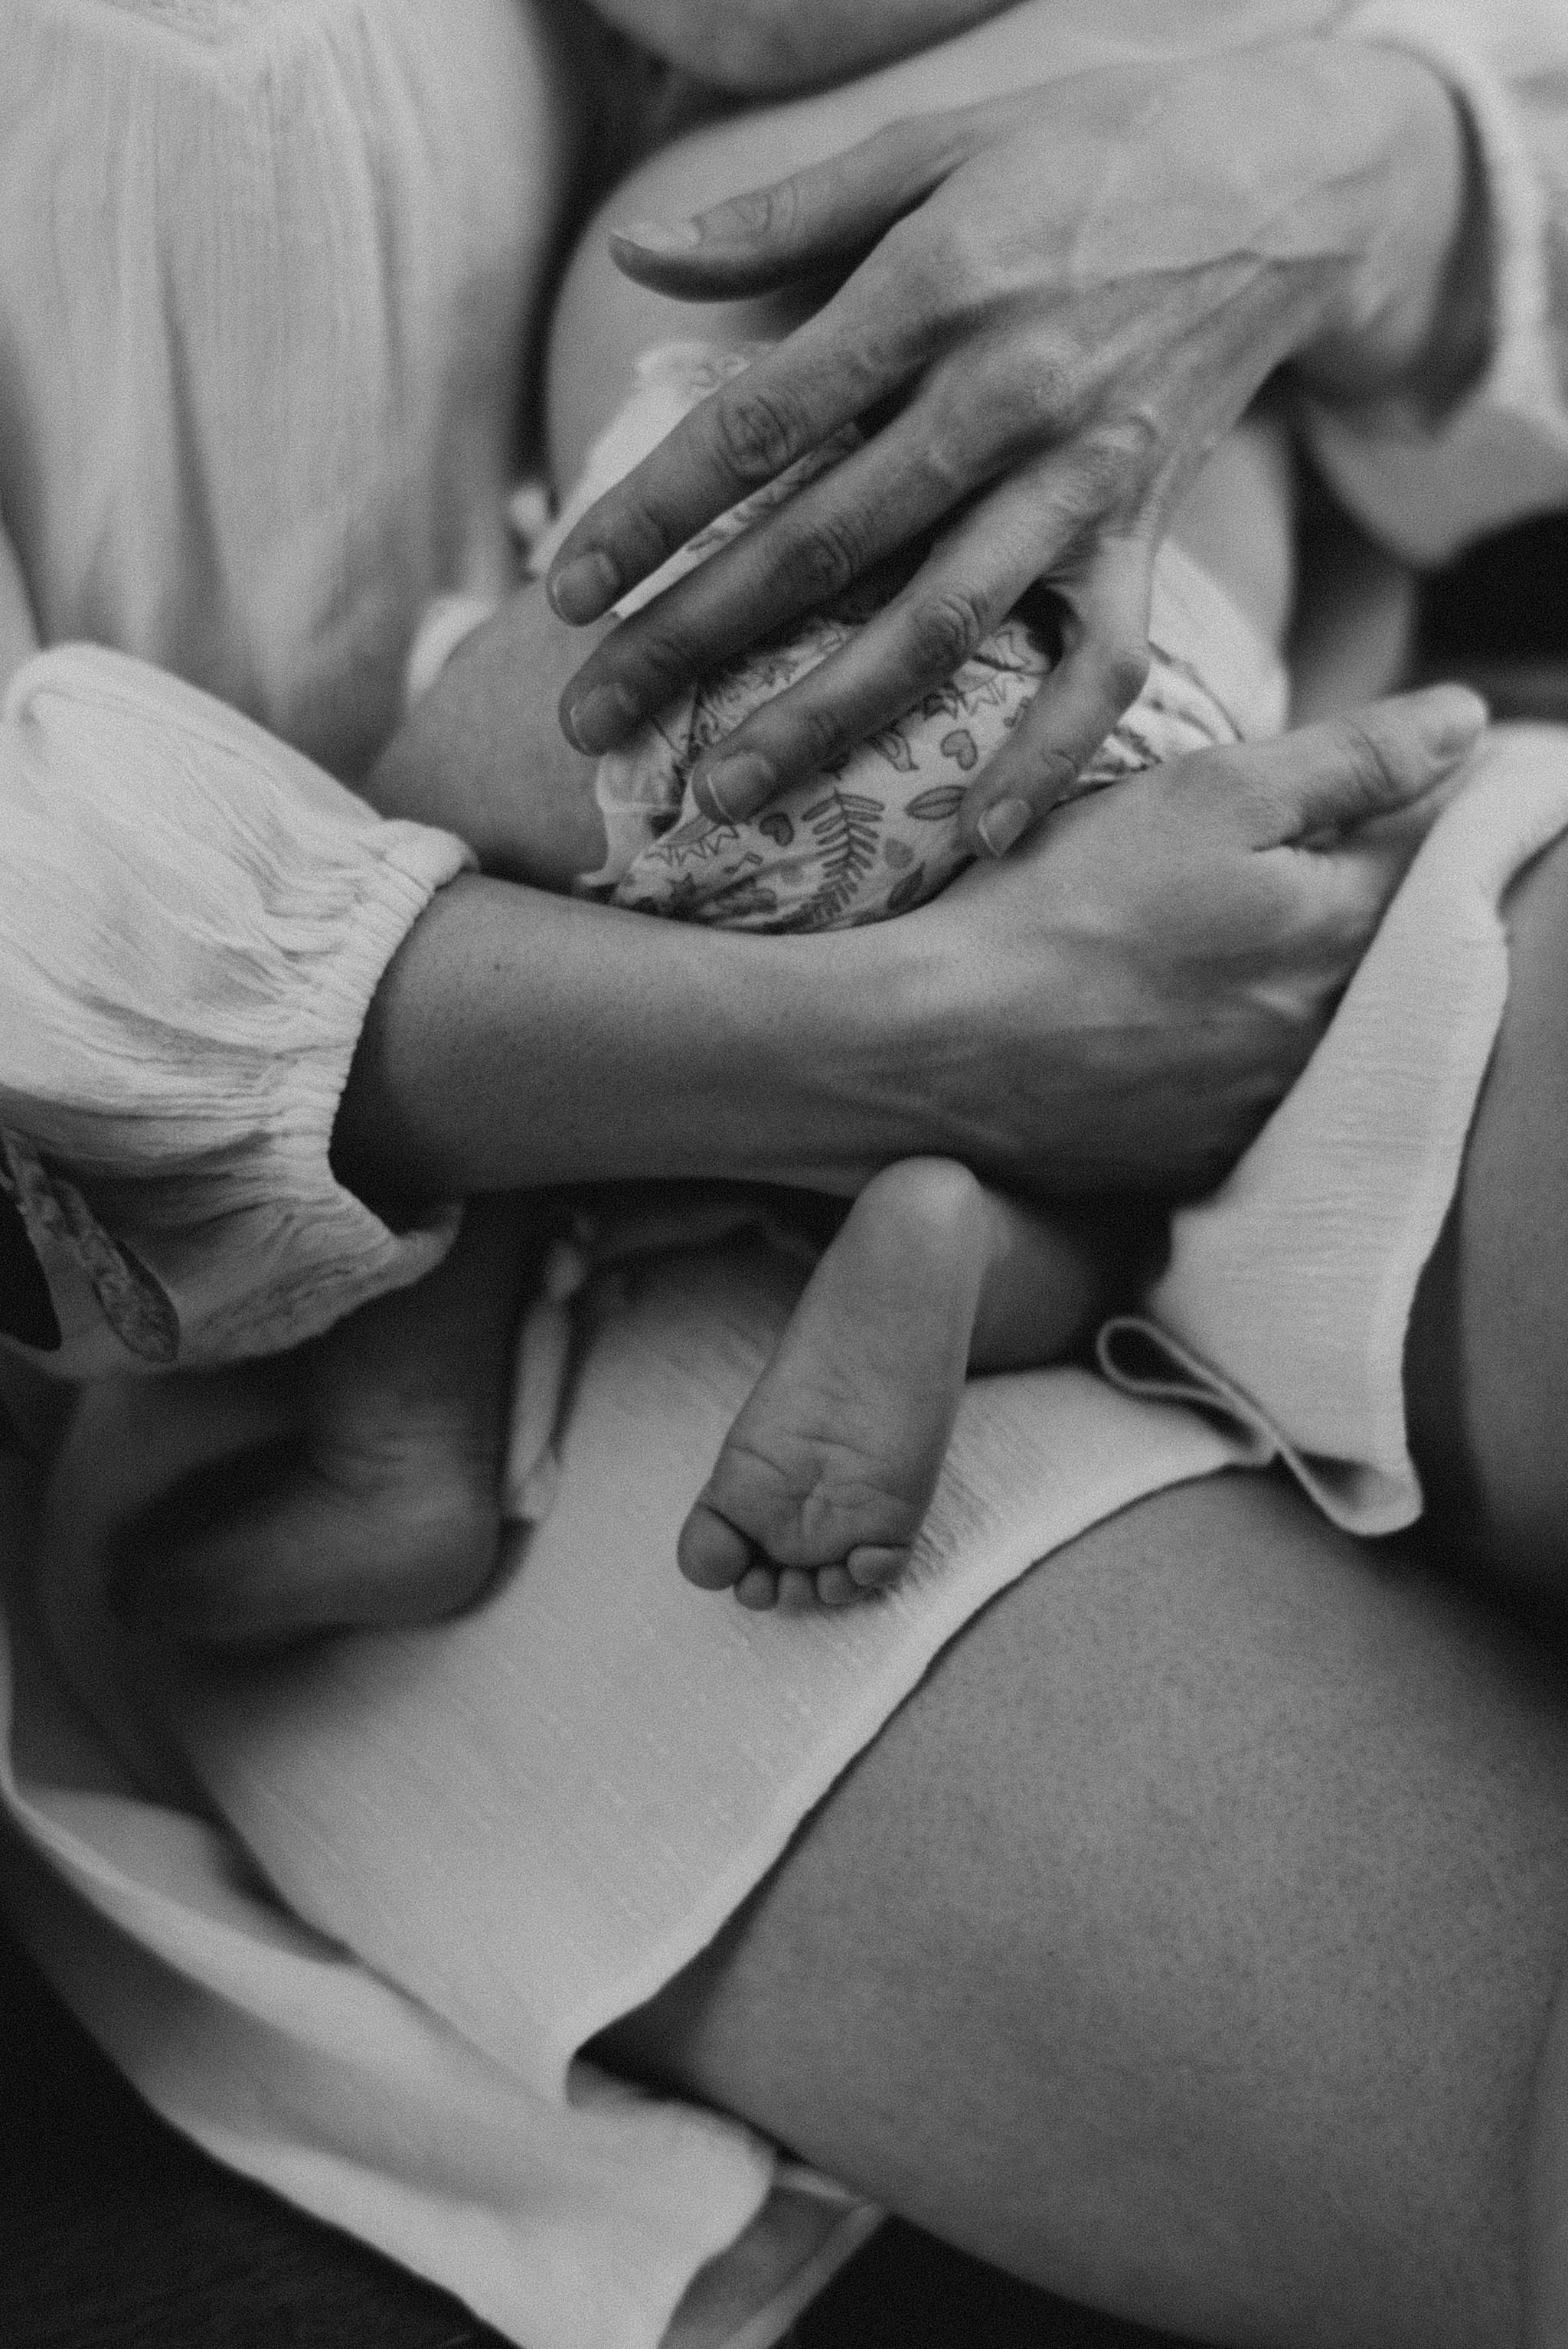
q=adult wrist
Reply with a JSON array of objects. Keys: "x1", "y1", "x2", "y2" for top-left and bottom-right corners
[
  {"x1": 1291, "y1": 42, "x2": 1491, "y2": 424},
  {"x1": 331, "y1": 874, "x2": 925, "y2": 1209}
]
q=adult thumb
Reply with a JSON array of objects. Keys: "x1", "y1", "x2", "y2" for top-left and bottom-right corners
[{"x1": 1234, "y1": 684, "x2": 1488, "y2": 848}]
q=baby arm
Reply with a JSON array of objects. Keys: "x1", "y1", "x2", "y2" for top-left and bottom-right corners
[{"x1": 365, "y1": 586, "x2": 613, "y2": 890}]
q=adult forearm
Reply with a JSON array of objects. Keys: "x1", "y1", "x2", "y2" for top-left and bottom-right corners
[
  {"x1": 332, "y1": 691, "x2": 1485, "y2": 1217},
  {"x1": 331, "y1": 874, "x2": 916, "y2": 1209},
  {"x1": 1292, "y1": 41, "x2": 1491, "y2": 422}
]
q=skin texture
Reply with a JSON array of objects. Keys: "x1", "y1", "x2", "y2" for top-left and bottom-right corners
[
  {"x1": 600, "y1": 1469, "x2": 1568, "y2": 2349},
  {"x1": 1408, "y1": 805, "x2": 1568, "y2": 1605},
  {"x1": 338, "y1": 686, "x2": 1484, "y2": 1214},
  {"x1": 130, "y1": 809, "x2": 1568, "y2": 2343},
  {"x1": 96, "y1": 11, "x2": 1568, "y2": 2331},
  {"x1": 152, "y1": 678, "x2": 1475, "y2": 1648},
  {"x1": 675, "y1": 1159, "x2": 1115, "y2": 1609},
  {"x1": 546, "y1": 23, "x2": 1483, "y2": 851},
  {"x1": 598, "y1": 812, "x2": 1568, "y2": 2349},
  {"x1": 584, "y1": 0, "x2": 1015, "y2": 93},
  {"x1": 109, "y1": 1201, "x2": 535, "y2": 1648}
]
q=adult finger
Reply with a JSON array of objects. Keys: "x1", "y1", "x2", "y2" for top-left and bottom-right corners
[
  {"x1": 1218, "y1": 684, "x2": 1489, "y2": 852},
  {"x1": 112, "y1": 1439, "x2": 501, "y2": 1650},
  {"x1": 554, "y1": 387, "x2": 1004, "y2": 767},
  {"x1": 547, "y1": 250, "x2": 928, "y2": 632},
  {"x1": 674, "y1": 486, "x2": 1148, "y2": 837},
  {"x1": 674, "y1": 463, "x2": 1070, "y2": 823},
  {"x1": 609, "y1": 113, "x2": 971, "y2": 299},
  {"x1": 955, "y1": 534, "x2": 1154, "y2": 858}
]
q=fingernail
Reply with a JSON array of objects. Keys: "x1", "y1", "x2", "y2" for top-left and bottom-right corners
[
  {"x1": 1419, "y1": 684, "x2": 1489, "y2": 755},
  {"x1": 695, "y1": 752, "x2": 774, "y2": 822},
  {"x1": 977, "y1": 797, "x2": 1032, "y2": 858},
  {"x1": 847, "y1": 1544, "x2": 906, "y2": 1589},
  {"x1": 550, "y1": 551, "x2": 620, "y2": 624},
  {"x1": 565, "y1": 681, "x2": 641, "y2": 752},
  {"x1": 612, "y1": 217, "x2": 701, "y2": 254}
]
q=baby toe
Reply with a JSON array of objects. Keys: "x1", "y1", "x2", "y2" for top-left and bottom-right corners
[
  {"x1": 775, "y1": 1565, "x2": 819, "y2": 1611},
  {"x1": 678, "y1": 1498, "x2": 754, "y2": 1590},
  {"x1": 736, "y1": 1561, "x2": 781, "y2": 1610},
  {"x1": 847, "y1": 1543, "x2": 908, "y2": 1590}
]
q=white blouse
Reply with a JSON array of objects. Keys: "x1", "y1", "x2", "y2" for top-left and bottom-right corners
[
  {"x1": 0, "y1": 11, "x2": 1566, "y2": 2349},
  {"x1": 0, "y1": 0, "x2": 1566, "y2": 1383},
  {"x1": 0, "y1": 0, "x2": 576, "y2": 1373}
]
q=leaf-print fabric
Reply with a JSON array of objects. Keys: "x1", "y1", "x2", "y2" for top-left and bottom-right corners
[{"x1": 573, "y1": 345, "x2": 1288, "y2": 934}]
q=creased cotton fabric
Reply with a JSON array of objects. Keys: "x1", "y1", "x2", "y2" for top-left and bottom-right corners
[{"x1": 2, "y1": 5, "x2": 1568, "y2": 2347}]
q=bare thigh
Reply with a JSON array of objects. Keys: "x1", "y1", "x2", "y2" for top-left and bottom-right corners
[
  {"x1": 598, "y1": 1470, "x2": 1568, "y2": 2349},
  {"x1": 1408, "y1": 818, "x2": 1568, "y2": 1599}
]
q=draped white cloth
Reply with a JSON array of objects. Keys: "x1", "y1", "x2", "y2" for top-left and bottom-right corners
[{"x1": 2, "y1": 6, "x2": 1568, "y2": 2348}]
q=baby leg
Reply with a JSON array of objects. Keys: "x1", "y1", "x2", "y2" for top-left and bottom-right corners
[
  {"x1": 678, "y1": 1163, "x2": 1124, "y2": 1607},
  {"x1": 127, "y1": 1201, "x2": 537, "y2": 1643}
]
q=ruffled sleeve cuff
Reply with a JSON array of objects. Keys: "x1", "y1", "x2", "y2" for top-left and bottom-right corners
[
  {"x1": 0, "y1": 645, "x2": 474, "y2": 1377},
  {"x1": 1301, "y1": 2, "x2": 1568, "y2": 564}
]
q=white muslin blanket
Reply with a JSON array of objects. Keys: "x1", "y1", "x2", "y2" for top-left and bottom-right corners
[{"x1": 3, "y1": 725, "x2": 1568, "y2": 2349}]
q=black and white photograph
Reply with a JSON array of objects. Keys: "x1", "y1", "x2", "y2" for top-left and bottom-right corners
[{"x1": 2, "y1": 4, "x2": 1567, "y2": 2344}]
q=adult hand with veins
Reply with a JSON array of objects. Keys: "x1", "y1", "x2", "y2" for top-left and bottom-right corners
[{"x1": 547, "y1": 36, "x2": 1487, "y2": 858}]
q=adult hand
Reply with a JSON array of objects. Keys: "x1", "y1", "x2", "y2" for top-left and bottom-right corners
[
  {"x1": 549, "y1": 38, "x2": 1481, "y2": 854},
  {"x1": 905, "y1": 683, "x2": 1488, "y2": 1197}
]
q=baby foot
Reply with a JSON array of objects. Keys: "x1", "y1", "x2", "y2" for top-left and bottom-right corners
[{"x1": 678, "y1": 1160, "x2": 995, "y2": 1609}]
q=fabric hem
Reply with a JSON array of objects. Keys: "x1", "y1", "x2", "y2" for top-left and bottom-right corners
[{"x1": 538, "y1": 1432, "x2": 1248, "y2": 2087}]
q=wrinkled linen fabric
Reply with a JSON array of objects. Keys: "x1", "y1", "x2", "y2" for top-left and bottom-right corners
[
  {"x1": 0, "y1": 0, "x2": 573, "y2": 1374},
  {"x1": 17, "y1": 725, "x2": 1568, "y2": 2349},
  {"x1": 0, "y1": 647, "x2": 469, "y2": 1374},
  {"x1": 3, "y1": 5, "x2": 1568, "y2": 2349}
]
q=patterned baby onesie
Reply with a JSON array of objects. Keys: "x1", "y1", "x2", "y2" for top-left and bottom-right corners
[{"x1": 537, "y1": 343, "x2": 1289, "y2": 933}]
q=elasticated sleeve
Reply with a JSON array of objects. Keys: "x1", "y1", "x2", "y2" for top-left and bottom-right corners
[
  {"x1": 0, "y1": 644, "x2": 473, "y2": 1377},
  {"x1": 1308, "y1": 2, "x2": 1568, "y2": 562}
]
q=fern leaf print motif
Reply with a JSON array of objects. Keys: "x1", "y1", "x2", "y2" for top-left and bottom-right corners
[{"x1": 798, "y1": 788, "x2": 886, "y2": 928}]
